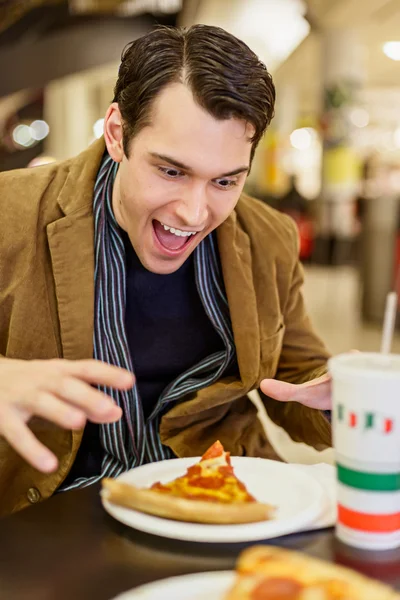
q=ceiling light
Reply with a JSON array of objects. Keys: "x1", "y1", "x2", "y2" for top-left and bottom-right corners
[
  {"x1": 383, "y1": 41, "x2": 400, "y2": 61},
  {"x1": 290, "y1": 128, "x2": 316, "y2": 150},
  {"x1": 117, "y1": 0, "x2": 182, "y2": 16},
  {"x1": 235, "y1": 0, "x2": 310, "y2": 65},
  {"x1": 350, "y1": 108, "x2": 369, "y2": 128},
  {"x1": 93, "y1": 118, "x2": 104, "y2": 139},
  {"x1": 12, "y1": 124, "x2": 35, "y2": 148},
  {"x1": 194, "y1": 0, "x2": 310, "y2": 71},
  {"x1": 30, "y1": 120, "x2": 50, "y2": 141}
]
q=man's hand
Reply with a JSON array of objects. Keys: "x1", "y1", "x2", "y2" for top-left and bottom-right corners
[
  {"x1": 0, "y1": 358, "x2": 134, "y2": 473},
  {"x1": 260, "y1": 373, "x2": 332, "y2": 410}
]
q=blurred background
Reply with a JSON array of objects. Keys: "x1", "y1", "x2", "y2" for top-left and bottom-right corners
[{"x1": 1, "y1": 0, "x2": 400, "y2": 355}]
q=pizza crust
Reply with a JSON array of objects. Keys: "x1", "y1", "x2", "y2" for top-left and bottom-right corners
[
  {"x1": 225, "y1": 546, "x2": 400, "y2": 599},
  {"x1": 101, "y1": 478, "x2": 275, "y2": 524}
]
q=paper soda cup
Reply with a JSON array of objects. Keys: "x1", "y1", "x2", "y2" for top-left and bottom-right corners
[{"x1": 329, "y1": 352, "x2": 400, "y2": 550}]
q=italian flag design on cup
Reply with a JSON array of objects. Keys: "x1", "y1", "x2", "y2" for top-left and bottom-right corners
[
  {"x1": 329, "y1": 353, "x2": 400, "y2": 551},
  {"x1": 337, "y1": 405, "x2": 395, "y2": 434}
]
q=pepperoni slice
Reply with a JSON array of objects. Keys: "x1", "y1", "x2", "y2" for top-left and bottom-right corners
[
  {"x1": 188, "y1": 476, "x2": 225, "y2": 490},
  {"x1": 201, "y1": 440, "x2": 225, "y2": 461},
  {"x1": 218, "y1": 465, "x2": 234, "y2": 477},
  {"x1": 251, "y1": 577, "x2": 304, "y2": 599},
  {"x1": 186, "y1": 465, "x2": 202, "y2": 477}
]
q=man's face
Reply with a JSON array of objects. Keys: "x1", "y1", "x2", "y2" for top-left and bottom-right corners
[{"x1": 107, "y1": 83, "x2": 253, "y2": 274}]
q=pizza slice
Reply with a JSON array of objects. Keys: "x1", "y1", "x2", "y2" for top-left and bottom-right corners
[
  {"x1": 225, "y1": 546, "x2": 400, "y2": 599},
  {"x1": 101, "y1": 441, "x2": 275, "y2": 524}
]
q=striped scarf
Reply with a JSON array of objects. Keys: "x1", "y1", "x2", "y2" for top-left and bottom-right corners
[{"x1": 62, "y1": 153, "x2": 236, "y2": 491}]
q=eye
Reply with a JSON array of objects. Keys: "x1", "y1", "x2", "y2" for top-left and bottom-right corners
[
  {"x1": 214, "y1": 178, "x2": 238, "y2": 190},
  {"x1": 157, "y1": 166, "x2": 184, "y2": 179}
]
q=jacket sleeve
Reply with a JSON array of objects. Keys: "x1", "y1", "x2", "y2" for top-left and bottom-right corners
[
  {"x1": 260, "y1": 221, "x2": 332, "y2": 449},
  {"x1": 276, "y1": 260, "x2": 331, "y2": 384}
]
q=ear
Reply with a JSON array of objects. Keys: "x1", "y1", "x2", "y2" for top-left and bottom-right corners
[{"x1": 104, "y1": 103, "x2": 124, "y2": 163}]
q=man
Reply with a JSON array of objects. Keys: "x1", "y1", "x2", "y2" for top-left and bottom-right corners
[{"x1": 0, "y1": 24, "x2": 331, "y2": 517}]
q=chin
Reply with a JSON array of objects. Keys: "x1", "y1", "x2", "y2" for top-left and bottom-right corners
[{"x1": 140, "y1": 254, "x2": 187, "y2": 275}]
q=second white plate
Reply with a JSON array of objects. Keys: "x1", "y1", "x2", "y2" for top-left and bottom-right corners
[
  {"x1": 102, "y1": 457, "x2": 325, "y2": 543},
  {"x1": 112, "y1": 571, "x2": 234, "y2": 600}
]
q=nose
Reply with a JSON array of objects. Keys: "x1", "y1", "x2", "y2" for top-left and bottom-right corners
[{"x1": 174, "y1": 182, "x2": 208, "y2": 228}]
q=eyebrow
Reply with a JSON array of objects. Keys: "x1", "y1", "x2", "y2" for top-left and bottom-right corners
[{"x1": 149, "y1": 152, "x2": 249, "y2": 178}]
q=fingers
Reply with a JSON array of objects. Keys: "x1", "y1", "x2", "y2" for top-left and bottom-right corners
[
  {"x1": 46, "y1": 377, "x2": 123, "y2": 423},
  {"x1": 32, "y1": 392, "x2": 87, "y2": 430},
  {"x1": 40, "y1": 360, "x2": 130, "y2": 423},
  {"x1": 0, "y1": 411, "x2": 58, "y2": 473},
  {"x1": 0, "y1": 358, "x2": 130, "y2": 472},
  {"x1": 61, "y1": 360, "x2": 134, "y2": 389}
]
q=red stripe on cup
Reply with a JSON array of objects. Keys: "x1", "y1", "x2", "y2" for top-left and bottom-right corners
[
  {"x1": 385, "y1": 419, "x2": 394, "y2": 434},
  {"x1": 349, "y1": 413, "x2": 357, "y2": 428},
  {"x1": 338, "y1": 505, "x2": 400, "y2": 533}
]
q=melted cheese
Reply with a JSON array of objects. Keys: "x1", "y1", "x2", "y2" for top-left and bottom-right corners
[{"x1": 151, "y1": 450, "x2": 255, "y2": 504}]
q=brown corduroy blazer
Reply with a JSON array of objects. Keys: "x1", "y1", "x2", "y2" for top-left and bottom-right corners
[{"x1": 0, "y1": 139, "x2": 331, "y2": 516}]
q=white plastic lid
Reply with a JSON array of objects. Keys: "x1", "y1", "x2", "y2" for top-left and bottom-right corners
[{"x1": 329, "y1": 352, "x2": 400, "y2": 378}]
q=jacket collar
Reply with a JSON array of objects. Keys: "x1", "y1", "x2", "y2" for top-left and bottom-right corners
[
  {"x1": 57, "y1": 137, "x2": 106, "y2": 216},
  {"x1": 46, "y1": 139, "x2": 106, "y2": 361},
  {"x1": 217, "y1": 211, "x2": 260, "y2": 388}
]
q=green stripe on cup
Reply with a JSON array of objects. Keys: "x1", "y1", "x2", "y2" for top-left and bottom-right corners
[
  {"x1": 365, "y1": 412, "x2": 374, "y2": 429},
  {"x1": 337, "y1": 464, "x2": 400, "y2": 492}
]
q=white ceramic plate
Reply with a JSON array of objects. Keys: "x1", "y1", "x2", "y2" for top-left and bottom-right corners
[
  {"x1": 102, "y1": 457, "x2": 324, "y2": 543},
  {"x1": 111, "y1": 571, "x2": 234, "y2": 600}
]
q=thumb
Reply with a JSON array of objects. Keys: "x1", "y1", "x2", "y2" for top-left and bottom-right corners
[
  {"x1": 260, "y1": 373, "x2": 332, "y2": 409},
  {"x1": 260, "y1": 378, "x2": 300, "y2": 402}
]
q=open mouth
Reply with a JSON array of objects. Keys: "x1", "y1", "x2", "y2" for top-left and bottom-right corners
[{"x1": 152, "y1": 219, "x2": 199, "y2": 254}]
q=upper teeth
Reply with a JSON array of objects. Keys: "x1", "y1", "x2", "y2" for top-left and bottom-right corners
[{"x1": 161, "y1": 223, "x2": 197, "y2": 237}]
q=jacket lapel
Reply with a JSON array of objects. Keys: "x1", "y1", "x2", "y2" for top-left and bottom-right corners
[
  {"x1": 46, "y1": 139, "x2": 105, "y2": 360},
  {"x1": 217, "y1": 212, "x2": 260, "y2": 389},
  {"x1": 47, "y1": 209, "x2": 94, "y2": 360}
]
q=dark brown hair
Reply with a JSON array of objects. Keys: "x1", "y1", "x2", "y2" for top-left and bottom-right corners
[{"x1": 113, "y1": 24, "x2": 275, "y2": 162}]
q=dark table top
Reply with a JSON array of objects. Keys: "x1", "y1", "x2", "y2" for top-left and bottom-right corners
[{"x1": 1, "y1": 484, "x2": 400, "y2": 600}]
